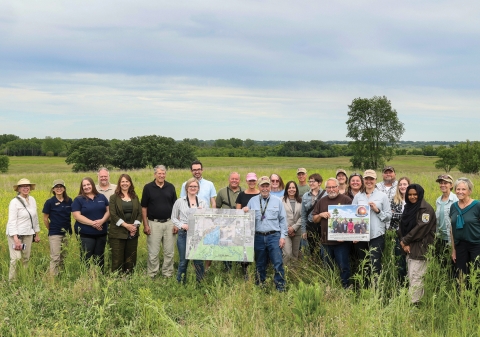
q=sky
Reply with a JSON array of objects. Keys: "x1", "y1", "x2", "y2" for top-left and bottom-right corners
[{"x1": 1, "y1": 1, "x2": 479, "y2": 142}]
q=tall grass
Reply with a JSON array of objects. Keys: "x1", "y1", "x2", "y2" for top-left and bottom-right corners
[{"x1": 1, "y1": 157, "x2": 479, "y2": 335}]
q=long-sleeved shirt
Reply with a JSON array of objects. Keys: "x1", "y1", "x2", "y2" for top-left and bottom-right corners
[
  {"x1": 352, "y1": 190, "x2": 392, "y2": 239},
  {"x1": 300, "y1": 189, "x2": 325, "y2": 234},
  {"x1": 247, "y1": 194, "x2": 288, "y2": 238},
  {"x1": 6, "y1": 195, "x2": 40, "y2": 236},
  {"x1": 435, "y1": 192, "x2": 458, "y2": 242},
  {"x1": 171, "y1": 196, "x2": 209, "y2": 229}
]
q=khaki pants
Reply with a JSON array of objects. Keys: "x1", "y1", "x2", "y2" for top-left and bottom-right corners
[
  {"x1": 49, "y1": 235, "x2": 68, "y2": 276},
  {"x1": 407, "y1": 256, "x2": 427, "y2": 303},
  {"x1": 147, "y1": 220, "x2": 175, "y2": 277},
  {"x1": 7, "y1": 235, "x2": 33, "y2": 281},
  {"x1": 282, "y1": 233, "x2": 302, "y2": 265}
]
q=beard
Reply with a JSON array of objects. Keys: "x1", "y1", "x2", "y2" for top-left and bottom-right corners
[
  {"x1": 383, "y1": 177, "x2": 395, "y2": 185},
  {"x1": 327, "y1": 191, "x2": 339, "y2": 199}
]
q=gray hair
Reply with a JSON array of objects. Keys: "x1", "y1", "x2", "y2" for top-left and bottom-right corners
[
  {"x1": 230, "y1": 172, "x2": 240, "y2": 179},
  {"x1": 97, "y1": 167, "x2": 109, "y2": 174},
  {"x1": 454, "y1": 177, "x2": 474, "y2": 192},
  {"x1": 154, "y1": 165, "x2": 167, "y2": 173},
  {"x1": 325, "y1": 178, "x2": 339, "y2": 187}
]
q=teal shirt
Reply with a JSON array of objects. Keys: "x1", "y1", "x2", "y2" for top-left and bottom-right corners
[{"x1": 450, "y1": 201, "x2": 480, "y2": 245}]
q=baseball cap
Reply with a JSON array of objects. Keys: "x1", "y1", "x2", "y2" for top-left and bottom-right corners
[
  {"x1": 363, "y1": 170, "x2": 377, "y2": 179},
  {"x1": 257, "y1": 176, "x2": 271, "y2": 185}
]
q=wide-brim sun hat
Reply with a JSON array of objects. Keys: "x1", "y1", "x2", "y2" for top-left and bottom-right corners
[{"x1": 13, "y1": 178, "x2": 36, "y2": 191}]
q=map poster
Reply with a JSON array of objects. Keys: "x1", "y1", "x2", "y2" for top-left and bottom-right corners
[
  {"x1": 186, "y1": 208, "x2": 255, "y2": 262},
  {"x1": 327, "y1": 205, "x2": 371, "y2": 242}
]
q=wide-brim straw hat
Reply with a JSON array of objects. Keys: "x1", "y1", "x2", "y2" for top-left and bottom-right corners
[{"x1": 13, "y1": 178, "x2": 36, "y2": 191}]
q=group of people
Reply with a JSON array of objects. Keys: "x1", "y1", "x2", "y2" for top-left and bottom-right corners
[{"x1": 6, "y1": 163, "x2": 480, "y2": 303}]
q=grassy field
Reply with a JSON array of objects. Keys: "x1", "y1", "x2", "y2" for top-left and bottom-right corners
[{"x1": 1, "y1": 156, "x2": 479, "y2": 336}]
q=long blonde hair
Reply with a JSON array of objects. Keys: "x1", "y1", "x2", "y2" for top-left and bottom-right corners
[{"x1": 393, "y1": 176, "x2": 411, "y2": 204}]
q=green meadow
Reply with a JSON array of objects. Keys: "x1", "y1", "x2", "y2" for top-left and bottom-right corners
[{"x1": 0, "y1": 156, "x2": 479, "y2": 336}]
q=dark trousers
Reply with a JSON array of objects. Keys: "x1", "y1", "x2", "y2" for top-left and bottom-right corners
[
  {"x1": 321, "y1": 242, "x2": 352, "y2": 288},
  {"x1": 455, "y1": 240, "x2": 480, "y2": 276},
  {"x1": 435, "y1": 238, "x2": 455, "y2": 279},
  {"x1": 306, "y1": 223, "x2": 321, "y2": 261},
  {"x1": 394, "y1": 236, "x2": 407, "y2": 283},
  {"x1": 354, "y1": 235, "x2": 385, "y2": 285},
  {"x1": 109, "y1": 237, "x2": 138, "y2": 273},
  {"x1": 79, "y1": 234, "x2": 107, "y2": 271}
]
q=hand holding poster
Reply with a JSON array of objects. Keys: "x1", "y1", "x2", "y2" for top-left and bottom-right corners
[{"x1": 327, "y1": 205, "x2": 370, "y2": 241}]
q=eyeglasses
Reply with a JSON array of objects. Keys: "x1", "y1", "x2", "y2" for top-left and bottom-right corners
[
  {"x1": 325, "y1": 186, "x2": 338, "y2": 190},
  {"x1": 18, "y1": 185, "x2": 30, "y2": 188},
  {"x1": 350, "y1": 172, "x2": 362, "y2": 178},
  {"x1": 53, "y1": 185, "x2": 64, "y2": 189},
  {"x1": 188, "y1": 185, "x2": 199, "y2": 189},
  {"x1": 271, "y1": 180, "x2": 279, "y2": 183}
]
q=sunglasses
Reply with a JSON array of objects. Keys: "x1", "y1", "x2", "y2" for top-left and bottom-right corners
[{"x1": 271, "y1": 180, "x2": 279, "y2": 183}]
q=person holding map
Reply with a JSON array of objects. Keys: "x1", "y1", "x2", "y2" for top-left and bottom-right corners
[
  {"x1": 216, "y1": 172, "x2": 243, "y2": 272},
  {"x1": 352, "y1": 170, "x2": 391, "y2": 285},
  {"x1": 312, "y1": 178, "x2": 352, "y2": 288},
  {"x1": 244, "y1": 176, "x2": 288, "y2": 291},
  {"x1": 172, "y1": 178, "x2": 209, "y2": 283}
]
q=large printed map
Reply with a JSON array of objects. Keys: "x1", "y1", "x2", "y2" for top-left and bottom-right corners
[{"x1": 186, "y1": 208, "x2": 255, "y2": 262}]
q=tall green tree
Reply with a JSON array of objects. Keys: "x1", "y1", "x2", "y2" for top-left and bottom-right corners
[
  {"x1": 346, "y1": 96, "x2": 405, "y2": 169},
  {"x1": 65, "y1": 138, "x2": 113, "y2": 172},
  {"x1": 434, "y1": 146, "x2": 457, "y2": 173},
  {"x1": 457, "y1": 140, "x2": 480, "y2": 174}
]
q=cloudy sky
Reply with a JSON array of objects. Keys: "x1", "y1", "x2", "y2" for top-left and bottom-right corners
[{"x1": 1, "y1": 1, "x2": 479, "y2": 141}]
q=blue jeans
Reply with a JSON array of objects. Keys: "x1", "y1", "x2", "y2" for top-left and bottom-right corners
[
  {"x1": 254, "y1": 232, "x2": 285, "y2": 291},
  {"x1": 321, "y1": 242, "x2": 351, "y2": 288},
  {"x1": 79, "y1": 234, "x2": 107, "y2": 271},
  {"x1": 176, "y1": 230, "x2": 204, "y2": 283}
]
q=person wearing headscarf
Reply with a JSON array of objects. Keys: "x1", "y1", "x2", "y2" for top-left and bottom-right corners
[{"x1": 397, "y1": 184, "x2": 436, "y2": 304}]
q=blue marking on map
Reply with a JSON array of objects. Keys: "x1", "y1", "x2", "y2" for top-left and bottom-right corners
[{"x1": 203, "y1": 226, "x2": 220, "y2": 245}]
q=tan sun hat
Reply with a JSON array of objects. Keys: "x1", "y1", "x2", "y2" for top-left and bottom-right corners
[
  {"x1": 13, "y1": 178, "x2": 36, "y2": 191},
  {"x1": 52, "y1": 179, "x2": 66, "y2": 189}
]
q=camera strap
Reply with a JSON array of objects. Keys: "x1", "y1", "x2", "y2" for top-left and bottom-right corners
[{"x1": 16, "y1": 196, "x2": 35, "y2": 233}]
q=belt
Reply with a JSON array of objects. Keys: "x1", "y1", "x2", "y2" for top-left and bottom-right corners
[
  {"x1": 148, "y1": 218, "x2": 170, "y2": 223},
  {"x1": 255, "y1": 231, "x2": 279, "y2": 236}
]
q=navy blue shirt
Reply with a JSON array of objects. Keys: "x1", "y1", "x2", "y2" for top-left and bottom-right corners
[
  {"x1": 72, "y1": 194, "x2": 109, "y2": 236},
  {"x1": 42, "y1": 196, "x2": 73, "y2": 236}
]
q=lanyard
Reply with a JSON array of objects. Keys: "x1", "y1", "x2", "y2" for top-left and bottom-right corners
[
  {"x1": 260, "y1": 195, "x2": 270, "y2": 221},
  {"x1": 187, "y1": 196, "x2": 199, "y2": 208}
]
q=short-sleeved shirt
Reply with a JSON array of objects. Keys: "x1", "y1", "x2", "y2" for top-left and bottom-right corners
[
  {"x1": 236, "y1": 191, "x2": 260, "y2": 208},
  {"x1": 216, "y1": 186, "x2": 243, "y2": 209},
  {"x1": 96, "y1": 184, "x2": 117, "y2": 200},
  {"x1": 297, "y1": 184, "x2": 310, "y2": 198},
  {"x1": 141, "y1": 180, "x2": 177, "y2": 220},
  {"x1": 180, "y1": 178, "x2": 217, "y2": 206},
  {"x1": 72, "y1": 194, "x2": 109, "y2": 236},
  {"x1": 42, "y1": 196, "x2": 73, "y2": 236}
]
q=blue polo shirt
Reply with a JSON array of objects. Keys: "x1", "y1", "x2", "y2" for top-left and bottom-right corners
[
  {"x1": 42, "y1": 196, "x2": 73, "y2": 236},
  {"x1": 72, "y1": 194, "x2": 109, "y2": 236}
]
